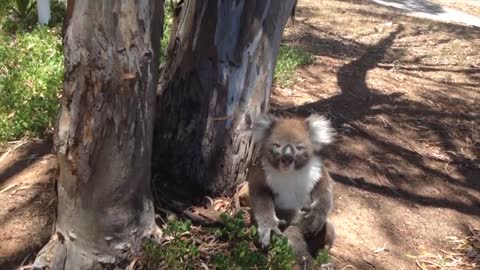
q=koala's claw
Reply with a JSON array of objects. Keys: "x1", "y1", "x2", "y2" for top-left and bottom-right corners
[
  {"x1": 258, "y1": 217, "x2": 285, "y2": 248},
  {"x1": 258, "y1": 226, "x2": 279, "y2": 248},
  {"x1": 300, "y1": 200, "x2": 319, "y2": 218}
]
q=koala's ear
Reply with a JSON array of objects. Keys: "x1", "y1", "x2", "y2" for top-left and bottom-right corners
[
  {"x1": 252, "y1": 115, "x2": 276, "y2": 143},
  {"x1": 305, "y1": 114, "x2": 335, "y2": 148}
]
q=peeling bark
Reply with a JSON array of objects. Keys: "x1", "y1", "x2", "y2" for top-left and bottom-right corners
[
  {"x1": 33, "y1": 1, "x2": 163, "y2": 269},
  {"x1": 153, "y1": 0, "x2": 296, "y2": 195}
]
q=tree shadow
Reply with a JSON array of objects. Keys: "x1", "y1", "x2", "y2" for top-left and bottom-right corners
[
  {"x1": 273, "y1": 25, "x2": 404, "y2": 123},
  {"x1": 272, "y1": 23, "x2": 479, "y2": 217},
  {"x1": 332, "y1": 173, "x2": 479, "y2": 217},
  {"x1": 282, "y1": 20, "x2": 368, "y2": 59}
]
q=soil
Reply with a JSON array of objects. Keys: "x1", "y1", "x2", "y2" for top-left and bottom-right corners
[
  {"x1": 272, "y1": 0, "x2": 480, "y2": 268},
  {"x1": 0, "y1": 0, "x2": 479, "y2": 269},
  {"x1": 0, "y1": 141, "x2": 56, "y2": 270}
]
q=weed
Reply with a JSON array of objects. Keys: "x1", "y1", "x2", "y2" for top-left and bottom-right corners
[
  {"x1": 274, "y1": 44, "x2": 313, "y2": 87},
  {"x1": 143, "y1": 211, "x2": 300, "y2": 269},
  {"x1": 216, "y1": 211, "x2": 253, "y2": 241},
  {"x1": 143, "y1": 219, "x2": 199, "y2": 270},
  {"x1": 268, "y1": 234, "x2": 297, "y2": 269},
  {"x1": 314, "y1": 249, "x2": 331, "y2": 266}
]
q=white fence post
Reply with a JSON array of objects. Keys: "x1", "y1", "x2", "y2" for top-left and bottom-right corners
[{"x1": 37, "y1": 0, "x2": 51, "y2": 25}]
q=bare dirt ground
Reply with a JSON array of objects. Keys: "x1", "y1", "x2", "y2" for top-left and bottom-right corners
[
  {"x1": 272, "y1": 0, "x2": 480, "y2": 268},
  {"x1": 0, "y1": 0, "x2": 479, "y2": 269},
  {"x1": 0, "y1": 141, "x2": 56, "y2": 270}
]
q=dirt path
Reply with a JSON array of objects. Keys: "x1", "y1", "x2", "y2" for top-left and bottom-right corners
[
  {"x1": 369, "y1": 0, "x2": 480, "y2": 27},
  {"x1": 273, "y1": 0, "x2": 480, "y2": 268}
]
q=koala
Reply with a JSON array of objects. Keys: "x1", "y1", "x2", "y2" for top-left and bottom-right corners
[{"x1": 247, "y1": 114, "x2": 336, "y2": 261}]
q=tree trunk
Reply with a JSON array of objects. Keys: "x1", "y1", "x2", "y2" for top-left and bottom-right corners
[
  {"x1": 33, "y1": 1, "x2": 163, "y2": 269},
  {"x1": 153, "y1": 0, "x2": 296, "y2": 196}
]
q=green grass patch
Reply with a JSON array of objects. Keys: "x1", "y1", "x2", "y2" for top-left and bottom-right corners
[
  {"x1": 0, "y1": 1, "x2": 66, "y2": 144},
  {"x1": 144, "y1": 219, "x2": 200, "y2": 270},
  {"x1": 274, "y1": 45, "x2": 314, "y2": 87},
  {"x1": 143, "y1": 212, "x2": 331, "y2": 269},
  {"x1": 0, "y1": 26, "x2": 63, "y2": 142}
]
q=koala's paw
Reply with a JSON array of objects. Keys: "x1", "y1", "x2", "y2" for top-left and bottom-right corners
[
  {"x1": 258, "y1": 217, "x2": 285, "y2": 248},
  {"x1": 300, "y1": 206, "x2": 326, "y2": 235}
]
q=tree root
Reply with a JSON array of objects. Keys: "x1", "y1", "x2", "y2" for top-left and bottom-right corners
[
  {"x1": 32, "y1": 233, "x2": 66, "y2": 270},
  {"x1": 31, "y1": 225, "x2": 163, "y2": 270}
]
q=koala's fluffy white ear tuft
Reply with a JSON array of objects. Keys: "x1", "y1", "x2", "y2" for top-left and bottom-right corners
[
  {"x1": 252, "y1": 115, "x2": 275, "y2": 143},
  {"x1": 305, "y1": 114, "x2": 335, "y2": 147}
]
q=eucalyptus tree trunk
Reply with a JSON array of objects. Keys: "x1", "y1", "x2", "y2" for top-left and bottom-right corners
[
  {"x1": 154, "y1": 0, "x2": 296, "y2": 195},
  {"x1": 32, "y1": 1, "x2": 163, "y2": 269}
]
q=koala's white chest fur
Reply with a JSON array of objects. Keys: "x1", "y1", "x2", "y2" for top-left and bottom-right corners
[{"x1": 263, "y1": 157, "x2": 322, "y2": 210}]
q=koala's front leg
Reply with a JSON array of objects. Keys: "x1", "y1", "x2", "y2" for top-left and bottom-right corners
[
  {"x1": 297, "y1": 201, "x2": 326, "y2": 236},
  {"x1": 300, "y1": 169, "x2": 334, "y2": 236},
  {"x1": 248, "y1": 165, "x2": 285, "y2": 248},
  {"x1": 251, "y1": 186, "x2": 285, "y2": 247},
  {"x1": 298, "y1": 181, "x2": 333, "y2": 236}
]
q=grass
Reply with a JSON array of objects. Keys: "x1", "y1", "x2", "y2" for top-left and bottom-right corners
[
  {"x1": 274, "y1": 44, "x2": 314, "y2": 87},
  {"x1": 0, "y1": 1, "x2": 64, "y2": 144},
  {"x1": 142, "y1": 212, "x2": 323, "y2": 269}
]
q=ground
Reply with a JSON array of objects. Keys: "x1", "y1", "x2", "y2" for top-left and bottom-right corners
[
  {"x1": 1, "y1": 0, "x2": 479, "y2": 269},
  {"x1": 0, "y1": 140, "x2": 56, "y2": 269}
]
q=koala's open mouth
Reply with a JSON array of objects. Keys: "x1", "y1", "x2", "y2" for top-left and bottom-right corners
[{"x1": 279, "y1": 155, "x2": 295, "y2": 171}]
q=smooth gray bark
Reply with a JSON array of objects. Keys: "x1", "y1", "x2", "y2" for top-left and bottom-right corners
[
  {"x1": 154, "y1": 0, "x2": 296, "y2": 195},
  {"x1": 33, "y1": 1, "x2": 163, "y2": 269}
]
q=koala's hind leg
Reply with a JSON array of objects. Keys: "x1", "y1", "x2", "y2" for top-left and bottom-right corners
[{"x1": 306, "y1": 220, "x2": 336, "y2": 256}]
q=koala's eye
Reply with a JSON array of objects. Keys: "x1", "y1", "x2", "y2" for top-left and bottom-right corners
[
  {"x1": 296, "y1": 145, "x2": 305, "y2": 151},
  {"x1": 272, "y1": 143, "x2": 281, "y2": 148}
]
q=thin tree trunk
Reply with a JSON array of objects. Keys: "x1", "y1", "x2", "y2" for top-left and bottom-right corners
[
  {"x1": 33, "y1": 1, "x2": 163, "y2": 269},
  {"x1": 153, "y1": 0, "x2": 296, "y2": 196}
]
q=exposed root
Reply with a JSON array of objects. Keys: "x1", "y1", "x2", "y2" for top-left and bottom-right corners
[{"x1": 31, "y1": 234, "x2": 65, "y2": 270}]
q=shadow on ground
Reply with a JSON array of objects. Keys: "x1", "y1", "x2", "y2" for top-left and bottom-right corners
[
  {"x1": 274, "y1": 1, "x2": 479, "y2": 267},
  {"x1": 271, "y1": 0, "x2": 480, "y2": 269},
  {"x1": 273, "y1": 22, "x2": 479, "y2": 208}
]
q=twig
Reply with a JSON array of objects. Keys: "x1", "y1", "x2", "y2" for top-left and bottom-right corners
[
  {"x1": 468, "y1": 224, "x2": 480, "y2": 243},
  {"x1": 182, "y1": 210, "x2": 220, "y2": 226}
]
